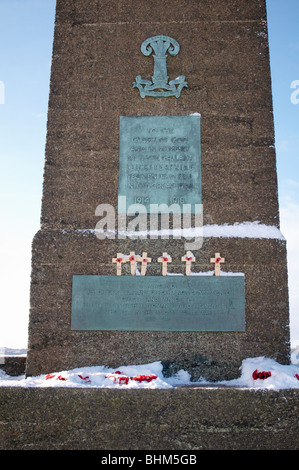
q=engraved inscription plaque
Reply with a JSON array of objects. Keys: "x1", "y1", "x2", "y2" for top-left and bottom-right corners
[
  {"x1": 118, "y1": 115, "x2": 201, "y2": 213},
  {"x1": 71, "y1": 275, "x2": 245, "y2": 332}
]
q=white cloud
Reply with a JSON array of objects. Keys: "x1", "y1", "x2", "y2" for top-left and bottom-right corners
[
  {"x1": 280, "y1": 198, "x2": 299, "y2": 343},
  {"x1": 32, "y1": 113, "x2": 46, "y2": 118},
  {"x1": 0, "y1": 233, "x2": 31, "y2": 349},
  {"x1": 276, "y1": 140, "x2": 292, "y2": 153},
  {"x1": 283, "y1": 179, "x2": 299, "y2": 188},
  {"x1": 290, "y1": 41, "x2": 299, "y2": 51}
]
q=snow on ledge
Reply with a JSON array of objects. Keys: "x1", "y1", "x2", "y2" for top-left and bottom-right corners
[
  {"x1": 61, "y1": 222, "x2": 285, "y2": 241},
  {"x1": 202, "y1": 222, "x2": 285, "y2": 240},
  {"x1": 166, "y1": 271, "x2": 244, "y2": 277}
]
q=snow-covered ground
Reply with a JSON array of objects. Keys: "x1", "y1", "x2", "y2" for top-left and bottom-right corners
[
  {"x1": 1, "y1": 341, "x2": 298, "y2": 390},
  {"x1": 1, "y1": 348, "x2": 27, "y2": 357},
  {"x1": 0, "y1": 355, "x2": 299, "y2": 391}
]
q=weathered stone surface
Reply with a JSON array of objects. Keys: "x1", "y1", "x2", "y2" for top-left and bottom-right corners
[
  {"x1": 0, "y1": 358, "x2": 26, "y2": 377},
  {"x1": 0, "y1": 387, "x2": 298, "y2": 450},
  {"x1": 26, "y1": 0, "x2": 290, "y2": 379},
  {"x1": 41, "y1": 0, "x2": 279, "y2": 230}
]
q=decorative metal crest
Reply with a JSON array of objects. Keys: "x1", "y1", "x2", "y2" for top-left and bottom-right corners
[{"x1": 133, "y1": 35, "x2": 188, "y2": 98}]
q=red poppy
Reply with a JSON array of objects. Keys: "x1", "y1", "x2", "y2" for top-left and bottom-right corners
[
  {"x1": 45, "y1": 374, "x2": 55, "y2": 380},
  {"x1": 252, "y1": 369, "x2": 271, "y2": 380},
  {"x1": 133, "y1": 374, "x2": 157, "y2": 383},
  {"x1": 118, "y1": 376, "x2": 129, "y2": 385},
  {"x1": 78, "y1": 375, "x2": 90, "y2": 380}
]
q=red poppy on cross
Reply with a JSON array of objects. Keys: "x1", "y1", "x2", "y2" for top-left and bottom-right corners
[
  {"x1": 181, "y1": 251, "x2": 196, "y2": 276},
  {"x1": 140, "y1": 252, "x2": 151, "y2": 276},
  {"x1": 210, "y1": 253, "x2": 225, "y2": 276},
  {"x1": 112, "y1": 253, "x2": 128, "y2": 276},
  {"x1": 128, "y1": 252, "x2": 138, "y2": 275},
  {"x1": 158, "y1": 252, "x2": 172, "y2": 276}
]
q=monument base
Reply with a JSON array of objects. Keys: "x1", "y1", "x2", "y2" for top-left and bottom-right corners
[{"x1": 26, "y1": 229, "x2": 290, "y2": 381}]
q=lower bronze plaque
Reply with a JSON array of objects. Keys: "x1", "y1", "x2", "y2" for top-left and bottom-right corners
[
  {"x1": 71, "y1": 275, "x2": 245, "y2": 332},
  {"x1": 118, "y1": 115, "x2": 201, "y2": 213}
]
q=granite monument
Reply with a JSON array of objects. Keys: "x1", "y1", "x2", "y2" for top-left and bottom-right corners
[{"x1": 26, "y1": 0, "x2": 290, "y2": 381}]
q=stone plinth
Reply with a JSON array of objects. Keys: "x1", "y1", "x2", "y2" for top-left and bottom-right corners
[
  {"x1": 1, "y1": 387, "x2": 298, "y2": 450},
  {"x1": 27, "y1": 230, "x2": 289, "y2": 380}
]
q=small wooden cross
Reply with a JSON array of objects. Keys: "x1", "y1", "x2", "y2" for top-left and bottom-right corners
[
  {"x1": 112, "y1": 253, "x2": 128, "y2": 276},
  {"x1": 128, "y1": 251, "x2": 139, "y2": 276},
  {"x1": 140, "y1": 252, "x2": 152, "y2": 276},
  {"x1": 210, "y1": 252, "x2": 225, "y2": 276},
  {"x1": 182, "y1": 251, "x2": 196, "y2": 276},
  {"x1": 158, "y1": 252, "x2": 172, "y2": 276}
]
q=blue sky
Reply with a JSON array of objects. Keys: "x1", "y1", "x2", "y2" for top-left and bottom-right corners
[
  {"x1": 267, "y1": 0, "x2": 299, "y2": 346},
  {"x1": 0, "y1": 0, "x2": 298, "y2": 349}
]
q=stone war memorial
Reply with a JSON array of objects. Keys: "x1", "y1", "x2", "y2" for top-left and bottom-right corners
[{"x1": 26, "y1": 0, "x2": 291, "y2": 383}]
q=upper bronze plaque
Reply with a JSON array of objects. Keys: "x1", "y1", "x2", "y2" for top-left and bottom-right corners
[{"x1": 118, "y1": 115, "x2": 201, "y2": 213}]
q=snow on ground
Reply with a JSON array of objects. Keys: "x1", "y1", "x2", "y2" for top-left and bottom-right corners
[
  {"x1": 0, "y1": 357, "x2": 298, "y2": 390},
  {"x1": 1, "y1": 348, "x2": 27, "y2": 357}
]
